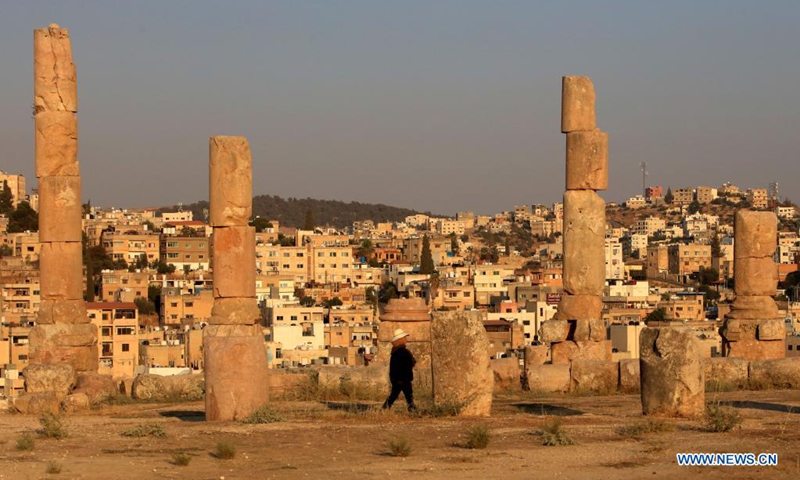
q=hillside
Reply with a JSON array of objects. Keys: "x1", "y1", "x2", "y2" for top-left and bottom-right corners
[{"x1": 160, "y1": 195, "x2": 428, "y2": 229}]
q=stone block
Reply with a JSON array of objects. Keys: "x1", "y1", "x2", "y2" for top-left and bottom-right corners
[
  {"x1": 551, "y1": 340, "x2": 611, "y2": 364},
  {"x1": 38, "y1": 176, "x2": 82, "y2": 242},
  {"x1": 539, "y1": 319, "x2": 569, "y2": 344},
  {"x1": 561, "y1": 76, "x2": 596, "y2": 133},
  {"x1": 491, "y1": 357, "x2": 522, "y2": 390},
  {"x1": 526, "y1": 364, "x2": 570, "y2": 393},
  {"x1": 22, "y1": 363, "x2": 76, "y2": 399},
  {"x1": 212, "y1": 226, "x2": 256, "y2": 298},
  {"x1": 727, "y1": 296, "x2": 779, "y2": 320},
  {"x1": 749, "y1": 357, "x2": 800, "y2": 389},
  {"x1": 204, "y1": 335, "x2": 269, "y2": 421},
  {"x1": 209, "y1": 136, "x2": 252, "y2": 227},
  {"x1": 29, "y1": 345, "x2": 98, "y2": 373},
  {"x1": 524, "y1": 344, "x2": 549, "y2": 371},
  {"x1": 757, "y1": 319, "x2": 786, "y2": 341},
  {"x1": 33, "y1": 26, "x2": 78, "y2": 113},
  {"x1": 726, "y1": 338, "x2": 785, "y2": 361},
  {"x1": 204, "y1": 324, "x2": 264, "y2": 337},
  {"x1": 36, "y1": 299, "x2": 88, "y2": 325},
  {"x1": 378, "y1": 320, "x2": 431, "y2": 343},
  {"x1": 380, "y1": 298, "x2": 431, "y2": 322},
  {"x1": 208, "y1": 297, "x2": 261, "y2": 325},
  {"x1": 570, "y1": 360, "x2": 618, "y2": 395},
  {"x1": 703, "y1": 357, "x2": 749, "y2": 389},
  {"x1": 566, "y1": 130, "x2": 608, "y2": 190},
  {"x1": 35, "y1": 111, "x2": 79, "y2": 177},
  {"x1": 734, "y1": 210, "x2": 777, "y2": 259},
  {"x1": 431, "y1": 311, "x2": 493, "y2": 416},
  {"x1": 562, "y1": 190, "x2": 605, "y2": 296},
  {"x1": 13, "y1": 392, "x2": 61, "y2": 415},
  {"x1": 619, "y1": 358, "x2": 640, "y2": 393},
  {"x1": 63, "y1": 392, "x2": 90, "y2": 412},
  {"x1": 554, "y1": 294, "x2": 603, "y2": 322},
  {"x1": 73, "y1": 373, "x2": 119, "y2": 404},
  {"x1": 29, "y1": 323, "x2": 98, "y2": 372},
  {"x1": 734, "y1": 257, "x2": 778, "y2": 296},
  {"x1": 720, "y1": 318, "x2": 753, "y2": 342},
  {"x1": 640, "y1": 327, "x2": 704, "y2": 418},
  {"x1": 39, "y1": 242, "x2": 84, "y2": 300}
]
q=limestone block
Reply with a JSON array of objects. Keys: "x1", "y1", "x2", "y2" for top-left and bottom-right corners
[
  {"x1": 726, "y1": 338, "x2": 785, "y2": 361},
  {"x1": 73, "y1": 373, "x2": 119, "y2": 404},
  {"x1": 720, "y1": 318, "x2": 754, "y2": 342},
  {"x1": 640, "y1": 327, "x2": 704, "y2": 418},
  {"x1": 131, "y1": 373, "x2": 205, "y2": 401},
  {"x1": 212, "y1": 226, "x2": 256, "y2": 298},
  {"x1": 561, "y1": 76, "x2": 596, "y2": 133},
  {"x1": 431, "y1": 311, "x2": 493, "y2": 416},
  {"x1": 734, "y1": 257, "x2": 778, "y2": 296},
  {"x1": 758, "y1": 319, "x2": 786, "y2": 341},
  {"x1": 526, "y1": 364, "x2": 570, "y2": 393},
  {"x1": 33, "y1": 25, "x2": 78, "y2": 113},
  {"x1": 35, "y1": 111, "x2": 79, "y2": 177},
  {"x1": 703, "y1": 357, "x2": 748, "y2": 389},
  {"x1": 209, "y1": 297, "x2": 261, "y2": 325},
  {"x1": 491, "y1": 357, "x2": 522, "y2": 390},
  {"x1": 727, "y1": 296, "x2": 780, "y2": 320},
  {"x1": 551, "y1": 340, "x2": 611, "y2": 364},
  {"x1": 13, "y1": 392, "x2": 61, "y2": 415},
  {"x1": 380, "y1": 297, "x2": 431, "y2": 322},
  {"x1": 378, "y1": 320, "x2": 431, "y2": 343},
  {"x1": 131, "y1": 374, "x2": 166, "y2": 400},
  {"x1": 204, "y1": 335, "x2": 269, "y2": 421},
  {"x1": 29, "y1": 345, "x2": 97, "y2": 373},
  {"x1": 36, "y1": 299, "x2": 88, "y2": 325},
  {"x1": 38, "y1": 176, "x2": 82, "y2": 242},
  {"x1": 573, "y1": 318, "x2": 606, "y2": 342},
  {"x1": 565, "y1": 130, "x2": 608, "y2": 190},
  {"x1": 554, "y1": 294, "x2": 604, "y2": 322},
  {"x1": 39, "y1": 243, "x2": 84, "y2": 301},
  {"x1": 29, "y1": 323, "x2": 98, "y2": 372},
  {"x1": 619, "y1": 358, "x2": 640, "y2": 393},
  {"x1": 539, "y1": 319, "x2": 569, "y2": 344},
  {"x1": 562, "y1": 190, "x2": 606, "y2": 296},
  {"x1": 204, "y1": 324, "x2": 264, "y2": 337},
  {"x1": 749, "y1": 357, "x2": 800, "y2": 389},
  {"x1": 209, "y1": 136, "x2": 252, "y2": 227},
  {"x1": 524, "y1": 345, "x2": 549, "y2": 371},
  {"x1": 570, "y1": 360, "x2": 618, "y2": 395},
  {"x1": 63, "y1": 392, "x2": 90, "y2": 412},
  {"x1": 734, "y1": 210, "x2": 777, "y2": 259},
  {"x1": 22, "y1": 363, "x2": 76, "y2": 399}
]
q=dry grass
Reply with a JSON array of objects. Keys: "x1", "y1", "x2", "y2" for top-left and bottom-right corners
[
  {"x1": 704, "y1": 403, "x2": 743, "y2": 432},
  {"x1": 617, "y1": 418, "x2": 674, "y2": 438},
  {"x1": 171, "y1": 453, "x2": 192, "y2": 466},
  {"x1": 45, "y1": 461, "x2": 62, "y2": 474},
  {"x1": 386, "y1": 436, "x2": 412, "y2": 457},
  {"x1": 38, "y1": 413, "x2": 68, "y2": 440},
  {"x1": 540, "y1": 418, "x2": 574, "y2": 446},
  {"x1": 214, "y1": 441, "x2": 237, "y2": 460},
  {"x1": 242, "y1": 405, "x2": 286, "y2": 424},
  {"x1": 15, "y1": 433, "x2": 35, "y2": 451},
  {"x1": 121, "y1": 423, "x2": 167, "y2": 438},
  {"x1": 465, "y1": 425, "x2": 491, "y2": 449}
]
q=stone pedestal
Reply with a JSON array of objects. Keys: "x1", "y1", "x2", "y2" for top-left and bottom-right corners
[{"x1": 640, "y1": 327, "x2": 704, "y2": 418}]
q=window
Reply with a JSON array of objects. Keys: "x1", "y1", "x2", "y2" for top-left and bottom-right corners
[
  {"x1": 185, "y1": 302, "x2": 194, "y2": 308},
  {"x1": 121, "y1": 344, "x2": 130, "y2": 352}
]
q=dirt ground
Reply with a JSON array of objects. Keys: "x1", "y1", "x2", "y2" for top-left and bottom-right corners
[{"x1": 1, "y1": 389, "x2": 799, "y2": 479}]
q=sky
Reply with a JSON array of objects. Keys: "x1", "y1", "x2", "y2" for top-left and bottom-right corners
[{"x1": 1, "y1": 1, "x2": 798, "y2": 215}]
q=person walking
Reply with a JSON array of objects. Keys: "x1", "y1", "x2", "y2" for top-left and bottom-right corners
[{"x1": 382, "y1": 328, "x2": 417, "y2": 411}]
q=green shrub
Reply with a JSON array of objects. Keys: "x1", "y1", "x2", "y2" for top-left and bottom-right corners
[
  {"x1": 386, "y1": 436, "x2": 412, "y2": 457},
  {"x1": 541, "y1": 418, "x2": 574, "y2": 446},
  {"x1": 465, "y1": 425, "x2": 491, "y2": 449},
  {"x1": 38, "y1": 413, "x2": 68, "y2": 439},
  {"x1": 45, "y1": 461, "x2": 62, "y2": 474},
  {"x1": 242, "y1": 405, "x2": 285, "y2": 424},
  {"x1": 214, "y1": 441, "x2": 237, "y2": 460},
  {"x1": 121, "y1": 423, "x2": 167, "y2": 438},
  {"x1": 617, "y1": 418, "x2": 674, "y2": 438},
  {"x1": 704, "y1": 404, "x2": 742, "y2": 432},
  {"x1": 171, "y1": 453, "x2": 192, "y2": 466},
  {"x1": 15, "y1": 433, "x2": 35, "y2": 451}
]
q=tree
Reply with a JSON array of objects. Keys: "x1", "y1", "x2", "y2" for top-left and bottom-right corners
[
  {"x1": 664, "y1": 187, "x2": 674, "y2": 204},
  {"x1": 710, "y1": 234, "x2": 722, "y2": 258},
  {"x1": 419, "y1": 235, "x2": 434, "y2": 274},
  {"x1": 299, "y1": 295, "x2": 316, "y2": 307},
  {"x1": 148, "y1": 285, "x2": 162, "y2": 317},
  {"x1": 143, "y1": 219, "x2": 157, "y2": 232},
  {"x1": 250, "y1": 217, "x2": 273, "y2": 233},
  {"x1": 378, "y1": 281, "x2": 399, "y2": 304},
  {"x1": 356, "y1": 239, "x2": 374, "y2": 259},
  {"x1": 450, "y1": 233, "x2": 459, "y2": 255},
  {"x1": 0, "y1": 244, "x2": 13, "y2": 256},
  {"x1": 134, "y1": 296, "x2": 156, "y2": 316},
  {"x1": 304, "y1": 209, "x2": 314, "y2": 230},
  {"x1": 0, "y1": 181, "x2": 14, "y2": 215},
  {"x1": 7, "y1": 201, "x2": 38, "y2": 233},
  {"x1": 688, "y1": 199, "x2": 702, "y2": 215},
  {"x1": 128, "y1": 254, "x2": 149, "y2": 272},
  {"x1": 323, "y1": 297, "x2": 343, "y2": 309},
  {"x1": 646, "y1": 307, "x2": 668, "y2": 323},
  {"x1": 365, "y1": 286, "x2": 378, "y2": 311},
  {"x1": 697, "y1": 266, "x2": 719, "y2": 286}
]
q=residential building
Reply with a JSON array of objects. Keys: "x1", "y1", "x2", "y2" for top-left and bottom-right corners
[
  {"x1": 161, "y1": 235, "x2": 210, "y2": 271},
  {"x1": 634, "y1": 216, "x2": 666, "y2": 237},
  {"x1": 645, "y1": 186, "x2": 663, "y2": 201},
  {"x1": 87, "y1": 302, "x2": 139, "y2": 378},
  {"x1": 605, "y1": 238, "x2": 624, "y2": 280},
  {"x1": 0, "y1": 171, "x2": 26, "y2": 207},
  {"x1": 102, "y1": 232, "x2": 160, "y2": 265},
  {"x1": 668, "y1": 244, "x2": 712, "y2": 278},
  {"x1": 100, "y1": 271, "x2": 149, "y2": 302},
  {"x1": 161, "y1": 288, "x2": 215, "y2": 324},
  {"x1": 673, "y1": 187, "x2": 695, "y2": 205},
  {"x1": 646, "y1": 246, "x2": 670, "y2": 278},
  {"x1": 695, "y1": 186, "x2": 718, "y2": 204},
  {"x1": 747, "y1": 188, "x2": 768, "y2": 209}
]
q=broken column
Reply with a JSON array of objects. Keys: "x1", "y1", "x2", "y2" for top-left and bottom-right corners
[
  {"x1": 378, "y1": 298, "x2": 433, "y2": 402},
  {"x1": 204, "y1": 136, "x2": 269, "y2": 421},
  {"x1": 538, "y1": 76, "x2": 610, "y2": 366},
  {"x1": 19, "y1": 25, "x2": 98, "y2": 413},
  {"x1": 721, "y1": 210, "x2": 784, "y2": 360}
]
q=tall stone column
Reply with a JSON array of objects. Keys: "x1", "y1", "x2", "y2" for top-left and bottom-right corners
[
  {"x1": 538, "y1": 77, "x2": 610, "y2": 365},
  {"x1": 19, "y1": 25, "x2": 98, "y2": 413},
  {"x1": 721, "y1": 210, "x2": 784, "y2": 360},
  {"x1": 204, "y1": 136, "x2": 269, "y2": 421}
]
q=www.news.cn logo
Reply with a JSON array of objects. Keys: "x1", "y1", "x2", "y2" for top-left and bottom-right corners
[{"x1": 677, "y1": 453, "x2": 778, "y2": 467}]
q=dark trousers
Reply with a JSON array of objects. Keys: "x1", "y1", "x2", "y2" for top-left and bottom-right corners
[{"x1": 382, "y1": 380, "x2": 415, "y2": 411}]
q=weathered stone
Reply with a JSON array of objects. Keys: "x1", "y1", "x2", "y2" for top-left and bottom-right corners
[
  {"x1": 38, "y1": 243, "x2": 84, "y2": 301},
  {"x1": 491, "y1": 357, "x2": 521, "y2": 390},
  {"x1": 38, "y1": 176, "x2": 82, "y2": 242},
  {"x1": 209, "y1": 136, "x2": 252, "y2": 227},
  {"x1": 73, "y1": 373, "x2": 118, "y2": 404},
  {"x1": 619, "y1": 358, "x2": 640, "y2": 393},
  {"x1": 734, "y1": 210, "x2": 777, "y2": 259},
  {"x1": 204, "y1": 324, "x2": 264, "y2": 337},
  {"x1": 539, "y1": 319, "x2": 569, "y2": 344},
  {"x1": 204, "y1": 335, "x2": 269, "y2": 421},
  {"x1": 726, "y1": 338, "x2": 785, "y2": 361},
  {"x1": 553, "y1": 294, "x2": 604, "y2": 322},
  {"x1": 570, "y1": 360, "x2": 618, "y2": 395},
  {"x1": 566, "y1": 130, "x2": 608, "y2": 190},
  {"x1": 380, "y1": 298, "x2": 431, "y2": 322},
  {"x1": 212, "y1": 226, "x2": 256, "y2": 298},
  {"x1": 749, "y1": 357, "x2": 800, "y2": 389},
  {"x1": 35, "y1": 111, "x2": 79, "y2": 177},
  {"x1": 29, "y1": 345, "x2": 97, "y2": 373},
  {"x1": 640, "y1": 327, "x2": 704, "y2": 418},
  {"x1": 29, "y1": 323, "x2": 98, "y2": 372},
  {"x1": 36, "y1": 299, "x2": 89, "y2": 325},
  {"x1": 727, "y1": 296, "x2": 780, "y2": 320},
  {"x1": 22, "y1": 363, "x2": 76, "y2": 399},
  {"x1": 551, "y1": 340, "x2": 611, "y2": 364},
  {"x1": 208, "y1": 297, "x2": 261, "y2": 325},
  {"x1": 526, "y1": 364, "x2": 570, "y2": 393},
  {"x1": 562, "y1": 190, "x2": 605, "y2": 296},
  {"x1": 33, "y1": 25, "x2": 78, "y2": 113},
  {"x1": 131, "y1": 373, "x2": 205, "y2": 401},
  {"x1": 757, "y1": 319, "x2": 786, "y2": 341},
  {"x1": 131, "y1": 374, "x2": 167, "y2": 400},
  {"x1": 524, "y1": 344, "x2": 549, "y2": 371},
  {"x1": 703, "y1": 357, "x2": 748, "y2": 389},
  {"x1": 63, "y1": 392, "x2": 90, "y2": 412},
  {"x1": 14, "y1": 392, "x2": 61, "y2": 415},
  {"x1": 561, "y1": 76, "x2": 596, "y2": 133},
  {"x1": 734, "y1": 257, "x2": 778, "y2": 296},
  {"x1": 431, "y1": 311, "x2": 493, "y2": 416},
  {"x1": 720, "y1": 318, "x2": 751, "y2": 342},
  {"x1": 573, "y1": 317, "x2": 606, "y2": 342},
  {"x1": 378, "y1": 320, "x2": 431, "y2": 343}
]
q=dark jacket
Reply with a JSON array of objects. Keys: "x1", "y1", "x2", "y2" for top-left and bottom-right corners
[{"x1": 389, "y1": 345, "x2": 416, "y2": 383}]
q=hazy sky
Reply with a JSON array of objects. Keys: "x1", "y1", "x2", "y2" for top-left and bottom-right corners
[{"x1": 1, "y1": 1, "x2": 798, "y2": 215}]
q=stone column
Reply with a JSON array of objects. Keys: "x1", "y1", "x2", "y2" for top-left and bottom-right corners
[
  {"x1": 204, "y1": 136, "x2": 269, "y2": 421},
  {"x1": 721, "y1": 210, "x2": 784, "y2": 360},
  {"x1": 378, "y1": 298, "x2": 433, "y2": 402},
  {"x1": 538, "y1": 76, "x2": 610, "y2": 365},
  {"x1": 19, "y1": 25, "x2": 98, "y2": 414},
  {"x1": 640, "y1": 327, "x2": 704, "y2": 418}
]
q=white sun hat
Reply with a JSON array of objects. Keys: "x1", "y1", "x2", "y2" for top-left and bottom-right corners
[{"x1": 391, "y1": 328, "x2": 410, "y2": 342}]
